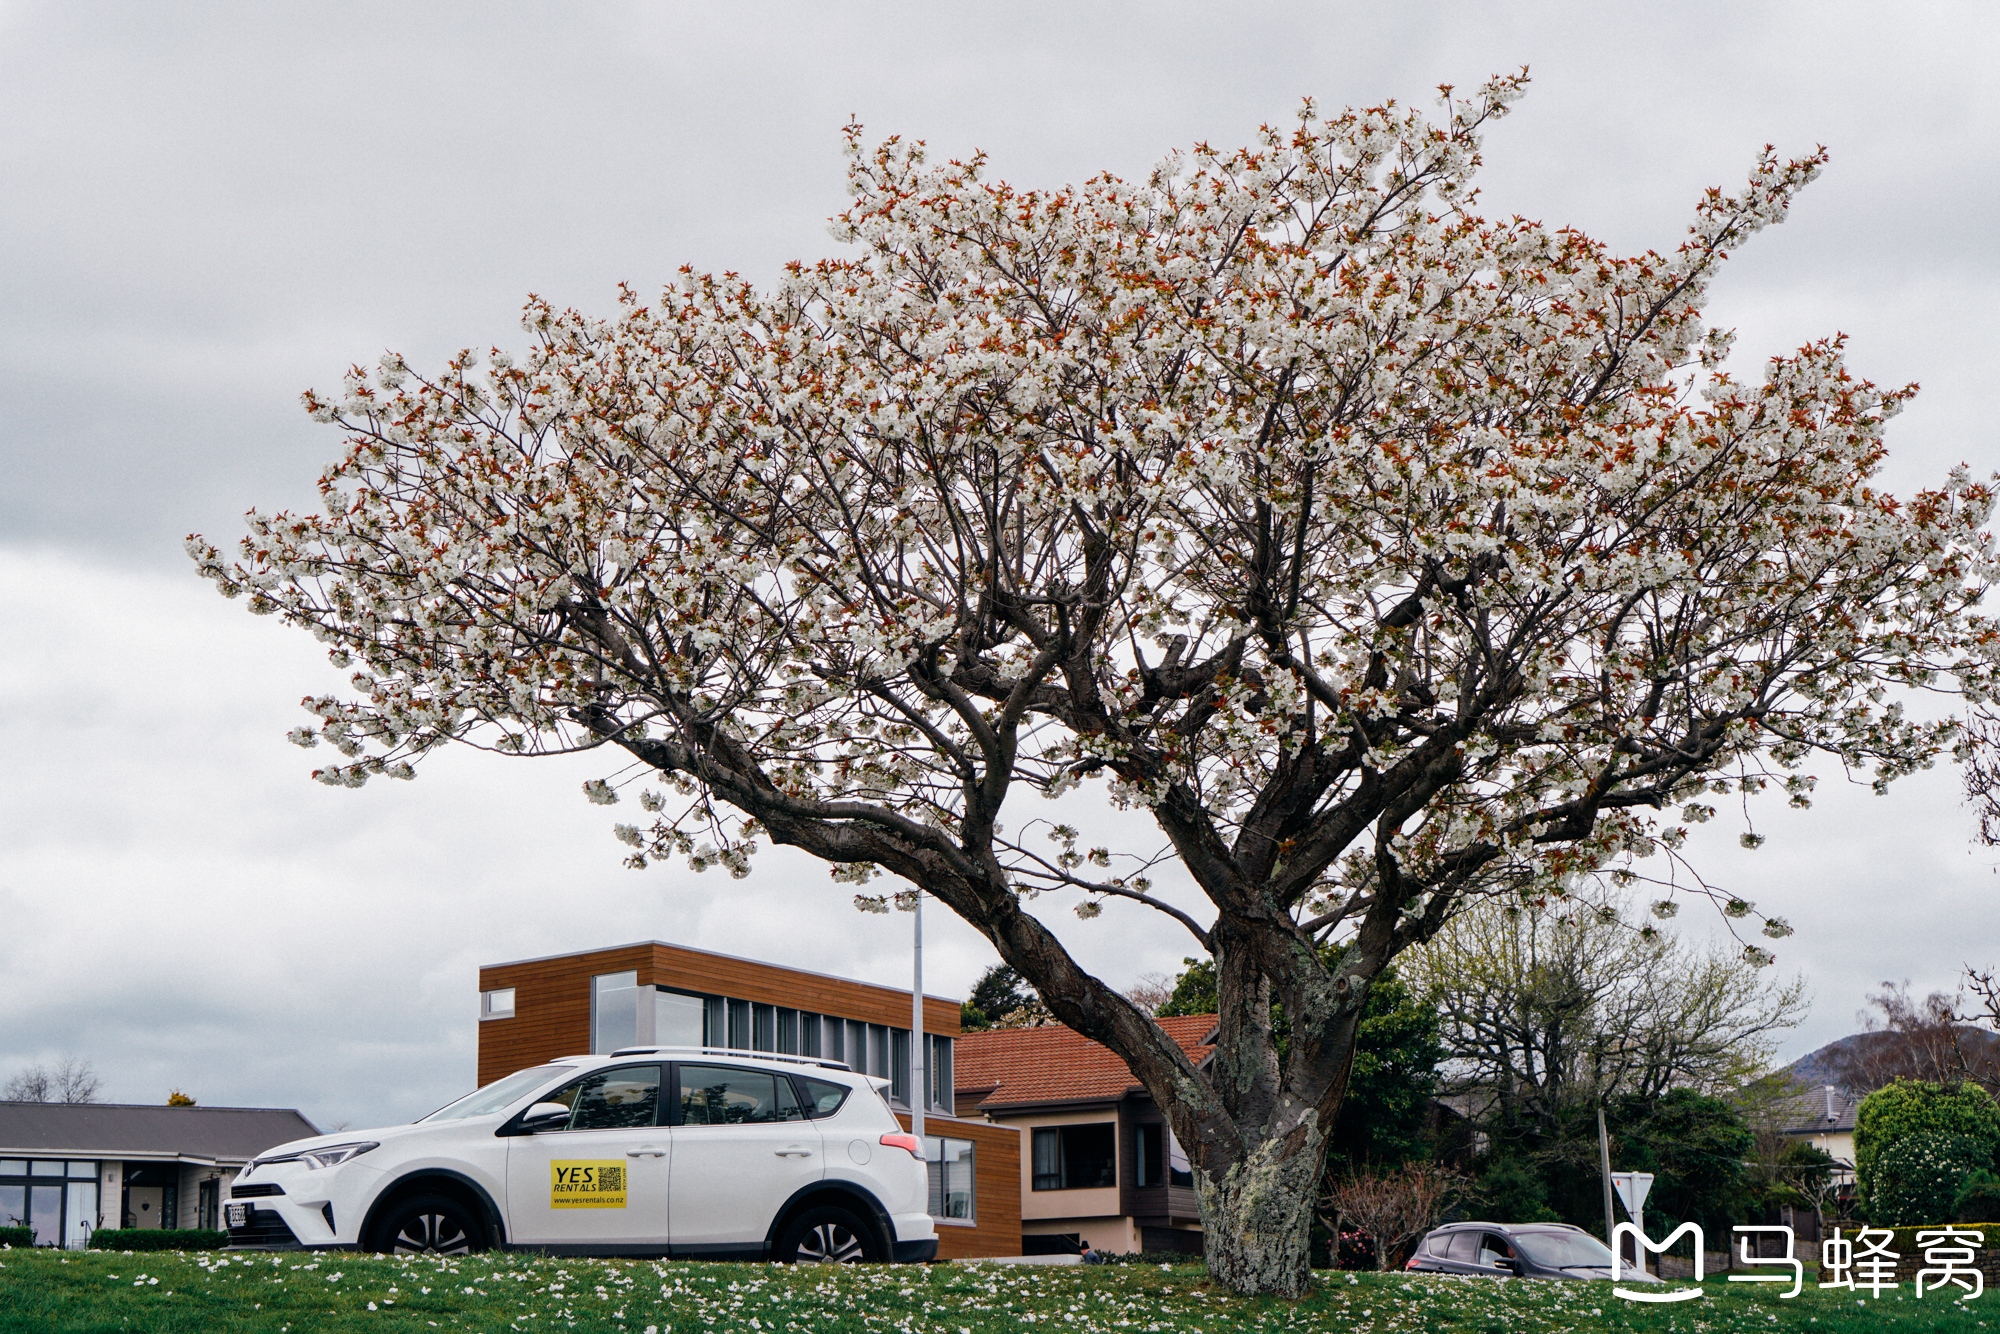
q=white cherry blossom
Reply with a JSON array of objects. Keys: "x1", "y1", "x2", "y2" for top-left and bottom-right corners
[{"x1": 192, "y1": 74, "x2": 1997, "y2": 1297}]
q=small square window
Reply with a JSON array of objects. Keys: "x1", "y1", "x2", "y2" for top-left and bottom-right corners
[{"x1": 481, "y1": 987, "x2": 516, "y2": 1020}]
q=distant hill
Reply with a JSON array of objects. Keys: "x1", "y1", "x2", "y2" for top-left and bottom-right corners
[
  {"x1": 1771, "y1": 1027, "x2": 2000, "y2": 1097},
  {"x1": 1778, "y1": 1036, "x2": 1868, "y2": 1093}
]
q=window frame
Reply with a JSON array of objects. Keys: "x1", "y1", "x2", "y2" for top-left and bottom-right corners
[
  {"x1": 925, "y1": 1134, "x2": 977, "y2": 1224},
  {"x1": 1030, "y1": 1121, "x2": 1117, "y2": 1191}
]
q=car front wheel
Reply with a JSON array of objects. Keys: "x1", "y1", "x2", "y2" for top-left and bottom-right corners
[
  {"x1": 372, "y1": 1193, "x2": 485, "y2": 1256},
  {"x1": 775, "y1": 1205, "x2": 881, "y2": 1264}
]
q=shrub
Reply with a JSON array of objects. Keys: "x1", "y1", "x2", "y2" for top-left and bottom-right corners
[
  {"x1": 1868, "y1": 1132, "x2": 1989, "y2": 1226},
  {"x1": 86, "y1": 1228, "x2": 228, "y2": 1251},
  {"x1": 1853, "y1": 1080, "x2": 2000, "y2": 1218},
  {"x1": 1475, "y1": 1155, "x2": 1560, "y2": 1224},
  {"x1": 1955, "y1": 1169, "x2": 2000, "y2": 1223},
  {"x1": 0, "y1": 1227, "x2": 31, "y2": 1247}
]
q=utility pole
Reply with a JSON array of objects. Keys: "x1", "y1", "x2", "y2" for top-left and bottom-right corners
[
  {"x1": 1598, "y1": 1102, "x2": 1615, "y2": 1253},
  {"x1": 911, "y1": 889, "x2": 925, "y2": 1144}
]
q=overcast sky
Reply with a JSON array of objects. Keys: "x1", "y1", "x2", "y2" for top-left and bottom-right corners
[{"x1": 1, "y1": 1, "x2": 1995, "y2": 1134}]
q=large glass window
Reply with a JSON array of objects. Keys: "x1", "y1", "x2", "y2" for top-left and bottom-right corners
[
  {"x1": 1134, "y1": 1122, "x2": 1162, "y2": 1188},
  {"x1": 727, "y1": 999, "x2": 751, "y2": 1050},
  {"x1": 677, "y1": 1065, "x2": 806, "y2": 1125},
  {"x1": 799, "y1": 1013, "x2": 822, "y2": 1058},
  {"x1": 891, "y1": 1028, "x2": 910, "y2": 1105},
  {"x1": 653, "y1": 990, "x2": 706, "y2": 1049},
  {"x1": 752, "y1": 1003, "x2": 776, "y2": 1052},
  {"x1": 1, "y1": 1161, "x2": 98, "y2": 1248},
  {"x1": 591, "y1": 971, "x2": 641, "y2": 1053},
  {"x1": 1031, "y1": 1123, "x2": 1116, "y2": 1190},
  {"x1": 777, "y1": 1008, "x2": 798, "y2": 1054},
  {"x1": 1168, "y1": 1128, "x2": 1192, "y2": 1188},
  {"x1": 926, "y1": 1136, "x2": 975, "y2": 1220},
  {"x1": 929, "y1": 1036, "x2": 954, "y2": 1112}
]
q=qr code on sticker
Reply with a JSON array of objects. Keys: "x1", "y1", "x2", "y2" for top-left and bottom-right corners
[{"x1": 599, "y1": 1166, "x2": 625, "y2": 1192}]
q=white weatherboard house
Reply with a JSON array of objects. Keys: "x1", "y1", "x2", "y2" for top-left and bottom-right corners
[{"x1": 0, "y1": 1101, "x2": 318, "y2": 1247}]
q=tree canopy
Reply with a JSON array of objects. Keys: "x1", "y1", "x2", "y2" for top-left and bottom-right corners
[
  {"x1": 192, "y1": 72, "x2": 1999, "y2": 1295},
  {"x1": 1853, "y1": 1080, "x2": 2000, "y2": 1221},
  {"x1": 959, "y1": 963, "x2": 1036, "y2": 1030},
  {"x1": 1400, "y1": 897, "x2": 1805, "y2": 1151}
]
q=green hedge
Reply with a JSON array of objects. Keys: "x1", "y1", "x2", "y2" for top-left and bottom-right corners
[
  {"x1": 87, "y1": 1229, "x2": 229, "y2": 1252},
  {"x1": 0, "y1": 1227, "x2": 31, "y2": 1248},
  {"x1": 1820, "y1": 1223, "x2": 2000, "y2": 1261}
]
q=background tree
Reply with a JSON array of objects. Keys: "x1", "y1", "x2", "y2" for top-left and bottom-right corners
[
  {"x1": 166, "y1": 1089, "x2": 196, "y2": 1107},
  {"x1": 1319, "y1": 1161, "x2": 1459, "y2": 1271},
  {"x1": 1123, "y1": 973, "x2": 1175, "y2": 1017},
  {"x1": 958, "y1": 963, "x2": 1033, "y2": 1031},
  {"x1": 1400, "y1": 898, "x2": 1805, "y2": 1155},
  {"x1": 1852, "y1": 1080, "x2": 2000, "y2": 1222},
  {"x1": 3, "y1": 1056, "x2": 101, "y2": 1104},
  {"x1": 191, "y1": 72, "x2": 2000, "y2": 1295},
  {"x1": 1821, "y1": 980, "x2": 2000, "y2": 1095},
  {"x1": 1595, "y1": 1089, "x2": 1754, "y2": 1242}
]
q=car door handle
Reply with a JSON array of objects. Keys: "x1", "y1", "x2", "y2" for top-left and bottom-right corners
[
  {"x1": 774, "y1": 1148, "x2": 813, "y2": 1157},
  {"x1": 626, "y1": 1149, "x2": 666, "y2": 1158}
]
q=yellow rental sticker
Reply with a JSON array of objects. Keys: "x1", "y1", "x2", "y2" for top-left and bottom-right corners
[{"x1": 550, "y1": 1160, "x2": 627, "y2": 1209}]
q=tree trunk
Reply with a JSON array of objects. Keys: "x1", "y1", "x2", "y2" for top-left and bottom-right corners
[{"x1": 1192, "y1": 1112, "x2": 1330, "y2": 1299}]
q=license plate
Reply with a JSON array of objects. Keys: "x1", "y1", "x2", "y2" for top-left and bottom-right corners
[{"x1": 226, "y1": 1203, "x2": 248, "y2": 1229}]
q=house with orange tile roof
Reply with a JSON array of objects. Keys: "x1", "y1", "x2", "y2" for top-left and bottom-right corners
[{"x1": 954, "y1": 1014, "x2": 1215, "y2": 1256}]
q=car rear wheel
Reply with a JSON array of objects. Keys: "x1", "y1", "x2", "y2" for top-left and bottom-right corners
[
  {"x1": 776, "y1": 1205, "x2": 880, "y2": 1264},
  {"x1": 373, "y1": 1193, "x2": 485, "y2": 1255}
]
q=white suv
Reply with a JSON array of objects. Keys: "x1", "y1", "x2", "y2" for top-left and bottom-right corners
[{"x1": 224, "y1": 1048, "x2": 938, "y2": 1264}]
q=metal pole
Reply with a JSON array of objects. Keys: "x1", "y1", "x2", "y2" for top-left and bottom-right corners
[
  {"x1": 1598, "y1": 1103, "x2": 1615, "y2": 1254},
  {"x1": 911, "y1": 889, "x2": 925, "y2": 1143}
]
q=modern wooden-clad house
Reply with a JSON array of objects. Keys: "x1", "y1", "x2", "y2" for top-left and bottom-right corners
[
  {"x1": 476, "y1": 941, "x2": 1017, "y2": 1259},
  {"x1": 954, "y1": 1016, "x2": 1214, "y2": 1255}
]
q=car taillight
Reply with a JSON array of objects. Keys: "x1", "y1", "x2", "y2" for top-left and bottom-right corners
[{"x1": 880, "y1": 1132, "x2": 924, "y2": 1160}]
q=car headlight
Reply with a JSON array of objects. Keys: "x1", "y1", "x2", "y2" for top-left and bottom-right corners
[{"x1": 301, "y1": 1142, "x2": 379, "y2": 1170}]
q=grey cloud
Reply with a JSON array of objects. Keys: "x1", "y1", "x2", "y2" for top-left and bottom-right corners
[{"x1": 1, "y1": 0, "x2": 1996, "y2": 1128}]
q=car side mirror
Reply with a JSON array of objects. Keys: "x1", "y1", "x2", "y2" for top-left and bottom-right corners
[
  {"x1": 520, "y1": 1102, "x2": 573, "y2": 1132},
  {"x1": 1497, "y1": 1257, "x2": 1521, "y2": 1275}
]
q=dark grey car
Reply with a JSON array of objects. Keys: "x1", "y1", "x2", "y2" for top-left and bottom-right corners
[{"x1": 1404, "y1": 1221, "x2": 1662, "y2": 1282}]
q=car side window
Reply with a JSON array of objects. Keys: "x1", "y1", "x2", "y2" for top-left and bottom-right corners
[
  {"x1": 545, "y1": 1066, "x2": 662, "y2": 1131},
  {"x1": 1446, "y1": 1231, "x2": 1479, "y2": 1262},
  {"x1": 1477, "y1": 1233, "x2": 1514, "y2": 1268},
  {"x1": 797, "y1": 1076, "x2": 850, "y2": 1118},
  {"x1": 1424, "y1": 1231, "x2": 1451, "y2": 1257},
  {"x1": 676, "y1": 1064, "x2": 806, "y2": 1125}
]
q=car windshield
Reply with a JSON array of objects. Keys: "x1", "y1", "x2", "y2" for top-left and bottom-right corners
[
  {"x1": 1512, "y1": 1230, "x2": 1618, "y2": 1269},
  {"x1": 419, "y1": 1065, "x2": 574, "y2": 1122}
]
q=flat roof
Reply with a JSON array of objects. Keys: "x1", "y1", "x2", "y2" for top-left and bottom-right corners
[{"x1": 480, "y1": 939, "x2": 962, "y2": 1006}]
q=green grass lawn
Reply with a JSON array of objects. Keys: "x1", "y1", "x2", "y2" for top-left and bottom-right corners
[{"x1": 3, "y1": 1246, "x2": 1997, "y2": 1333}]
